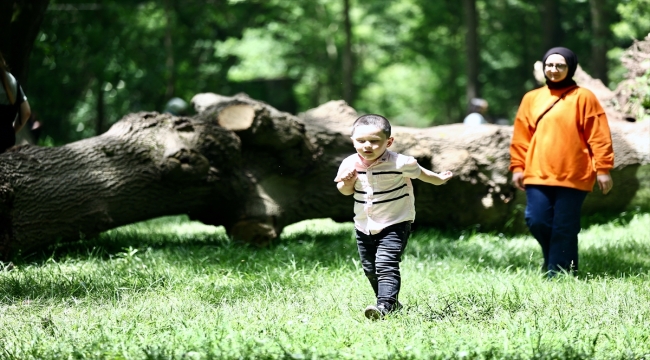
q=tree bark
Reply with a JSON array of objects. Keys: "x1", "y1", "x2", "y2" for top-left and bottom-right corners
[
  {"x1": 0, "y1": 111, "x2": 244, "y2": 259},
  {"x1": 1, "y1": 89, "x2": 648, "y2": 259}
]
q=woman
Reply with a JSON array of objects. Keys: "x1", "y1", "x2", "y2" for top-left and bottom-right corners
[
  {"x1": 0, "y1": 52, "x2": 31, "y2": 153},
  {"x1": 509, "y1": 47, "x2": 614, "y2": 276}
]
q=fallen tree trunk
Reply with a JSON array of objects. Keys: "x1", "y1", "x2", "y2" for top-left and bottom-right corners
[
  {"x1": 1, "y1": 92, "x2": 649, "y2": 259},
  {"x1": 295, "y1": 98, "x2": 650, "y2": 232},
  {"x1": 0, "y1": 113, "x2": 245, "y2": 258}
]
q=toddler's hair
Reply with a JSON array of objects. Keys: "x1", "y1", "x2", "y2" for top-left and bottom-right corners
[{"x1": 352, "y1": 114, "x2": 391, "y2": 138}]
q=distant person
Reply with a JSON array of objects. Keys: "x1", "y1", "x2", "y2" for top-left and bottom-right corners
[
  {"x1": 463, "y1": 98, "x2": 489, "y2": 125},
  {"x1": 163, "y1": 97, "x2": 189, "y2": 116},
  {"x1": 509, "y1": 47, "x2": 614, "y2": 277},
  {"x1": 335, "y1": 114, "x2": 453, "y2": 320},
  {"x1": 0, "y1": 52, "x2": 31, "y2": 153}
]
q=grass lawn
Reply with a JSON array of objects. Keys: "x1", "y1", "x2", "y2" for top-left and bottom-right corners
[{"x1": 1, "y1": 213, "x2": 649, "y2": 359}]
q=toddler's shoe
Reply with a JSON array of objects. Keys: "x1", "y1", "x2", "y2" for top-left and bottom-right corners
[
  {"x1": 394, "y1": 301, "x2": 403, "y2": 312},
  {"x1": 364, "y1": 304, "x2": 384, "y2": 320},
  {"x1": 365, "y1": 302, "x2": 404, "y2": 320}
]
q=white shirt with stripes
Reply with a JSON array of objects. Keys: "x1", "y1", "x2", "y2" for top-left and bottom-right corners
[{"x1": 335, "y1": 150, "x2": 422, "y2": 235}]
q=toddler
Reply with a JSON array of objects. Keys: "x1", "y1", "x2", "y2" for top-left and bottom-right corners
[{"x1": 335, "y1": 114, "x2": 452, "y2": 319}]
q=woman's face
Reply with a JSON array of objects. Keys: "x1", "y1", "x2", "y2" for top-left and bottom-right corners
[{"x1": 544, "y1": 54, "x2": 568, "y2": 82}]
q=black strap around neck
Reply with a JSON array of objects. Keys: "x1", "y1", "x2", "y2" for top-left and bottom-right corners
[{"x1": 535, "y1": 86, "x2": 577, "y2": 127}]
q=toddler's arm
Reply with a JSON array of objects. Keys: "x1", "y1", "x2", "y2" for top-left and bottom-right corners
[
  {"x1": 417, "y1": 166, "x2": 453, "y2": 185},
  {"x1": 336, "y1": 168, "x2": 358, "y2": 195}
]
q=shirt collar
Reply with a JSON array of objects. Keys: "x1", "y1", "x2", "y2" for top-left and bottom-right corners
[{"x1": 356, "y1": 150, "x2": 390, "y2": 168}]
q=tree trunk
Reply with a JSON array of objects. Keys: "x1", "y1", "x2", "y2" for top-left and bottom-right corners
[
  {"x1": 540, "y1": 0, "x2": 561, "y2": 53},
  {"x1": 1, "y1": 88, "x2": 648, "y2": 259},
  {"x1": 0, "y1": 2, "x2": 13, "y2": 53},
  {"x1": 164, "y1": 0, "x2": 176, "y2": 100},
  {"x1": 589, "y1": 0, "x2": 608, "y2": 84},
  {"x1": 463, "y1": 0, "x2": 479, "y2": 100},
  {"x1": 0, "y1": 111, "x2": 244, "y2": 259},
  {"x1": 0, "y1": 0, "x2": 50, "y2": 85},
  {"x1": 342, "y1": 0, "x2": 353, "y2": 105}
]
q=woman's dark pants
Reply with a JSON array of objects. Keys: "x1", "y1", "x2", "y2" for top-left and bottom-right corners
[
  {"x1": 355, "y1": 221, "x2": 410, "y2": 310},
  {"x1": 525, "y1": 185, "x2": 588, "y2": 276}
]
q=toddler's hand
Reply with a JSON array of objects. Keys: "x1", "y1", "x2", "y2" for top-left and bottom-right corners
[
  {"x1": 340, "y1": 168, "x2": 358, "y2": 185},
  {"x1": 438, "y1": 171, "x2": 453, "y2": 183}
]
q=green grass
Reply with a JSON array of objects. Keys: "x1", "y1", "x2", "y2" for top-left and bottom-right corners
[{"x1": 1, "y1": 214, "x2": 650, "y2": 359}]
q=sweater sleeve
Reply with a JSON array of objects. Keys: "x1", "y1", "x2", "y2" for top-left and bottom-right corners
[
  {"x1": 583, "y1": 112, "x2": 614, "y2": 175},
  {"x1": 579, "y1": 90, "x2": 614, "y2": 174},
  {"x1": 509, "y1": 95, "x2": 532, "y2": 173}
]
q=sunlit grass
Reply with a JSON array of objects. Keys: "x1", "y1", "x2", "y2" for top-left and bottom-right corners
[{"x1": 1, "y1": 215, "x2": 649, "y2": 359}]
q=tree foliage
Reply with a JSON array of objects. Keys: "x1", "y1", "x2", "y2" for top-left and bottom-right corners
[
  {"x1": 27, "y1": 0, "x2": 279, "y2": 143},
  {"x1": 12, "y1": 0, "x2": 650, "y2": 144}
]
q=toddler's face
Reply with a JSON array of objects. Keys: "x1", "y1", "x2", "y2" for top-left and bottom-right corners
[{"x1": 351, "y1": 125, "x2": 393, "y2": 165}]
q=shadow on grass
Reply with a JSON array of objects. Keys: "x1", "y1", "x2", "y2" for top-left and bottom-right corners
[
  {"x1": 12, "y1": 223, "x2": 360, "y2": 269},
  {"x1": 409, "y1": 225, "x2": 650, "y2": 279},
  {"x1": 0, "y1": 218, "x2": 361, "y2": 303},
  {"x1": 580, "y1": 243, "x2": 650, "y2": 278},
  {"x1": 580, "y1": 207, "x2": 648, "y2": 229},
  {"x1": 2, "y1": 215, "x2": 648, "y2": 303},
  {"x1": 11, "y1": 216, "x2": 229, "y2": 264}
]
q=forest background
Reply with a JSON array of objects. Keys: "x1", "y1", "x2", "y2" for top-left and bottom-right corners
[
  {"x1": 2, "y1": 0, "x2": 650, "y2": 146},
  {"x1": 1, "y1": 3, "x2": 650, "y2": 357}
]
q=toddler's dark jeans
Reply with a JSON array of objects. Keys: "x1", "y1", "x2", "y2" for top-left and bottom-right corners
[
  {"x1": 525, "y1": 185, "x2": 588, "y2": 276},
  {"x1": 355, "y1": 221, "x2": 411, "y2": 311}
]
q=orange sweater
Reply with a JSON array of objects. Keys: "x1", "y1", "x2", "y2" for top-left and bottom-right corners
[{"x1": 509, "y1": 86, "x2": 614, "y2": 192}]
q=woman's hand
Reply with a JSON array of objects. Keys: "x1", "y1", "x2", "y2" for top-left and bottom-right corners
[
  {"x1": 512, "y1": 172, "x2": 525, "y2": 191},
  {"x1": 597, "y1": 174, "x2": 613, "y2": 195}
]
